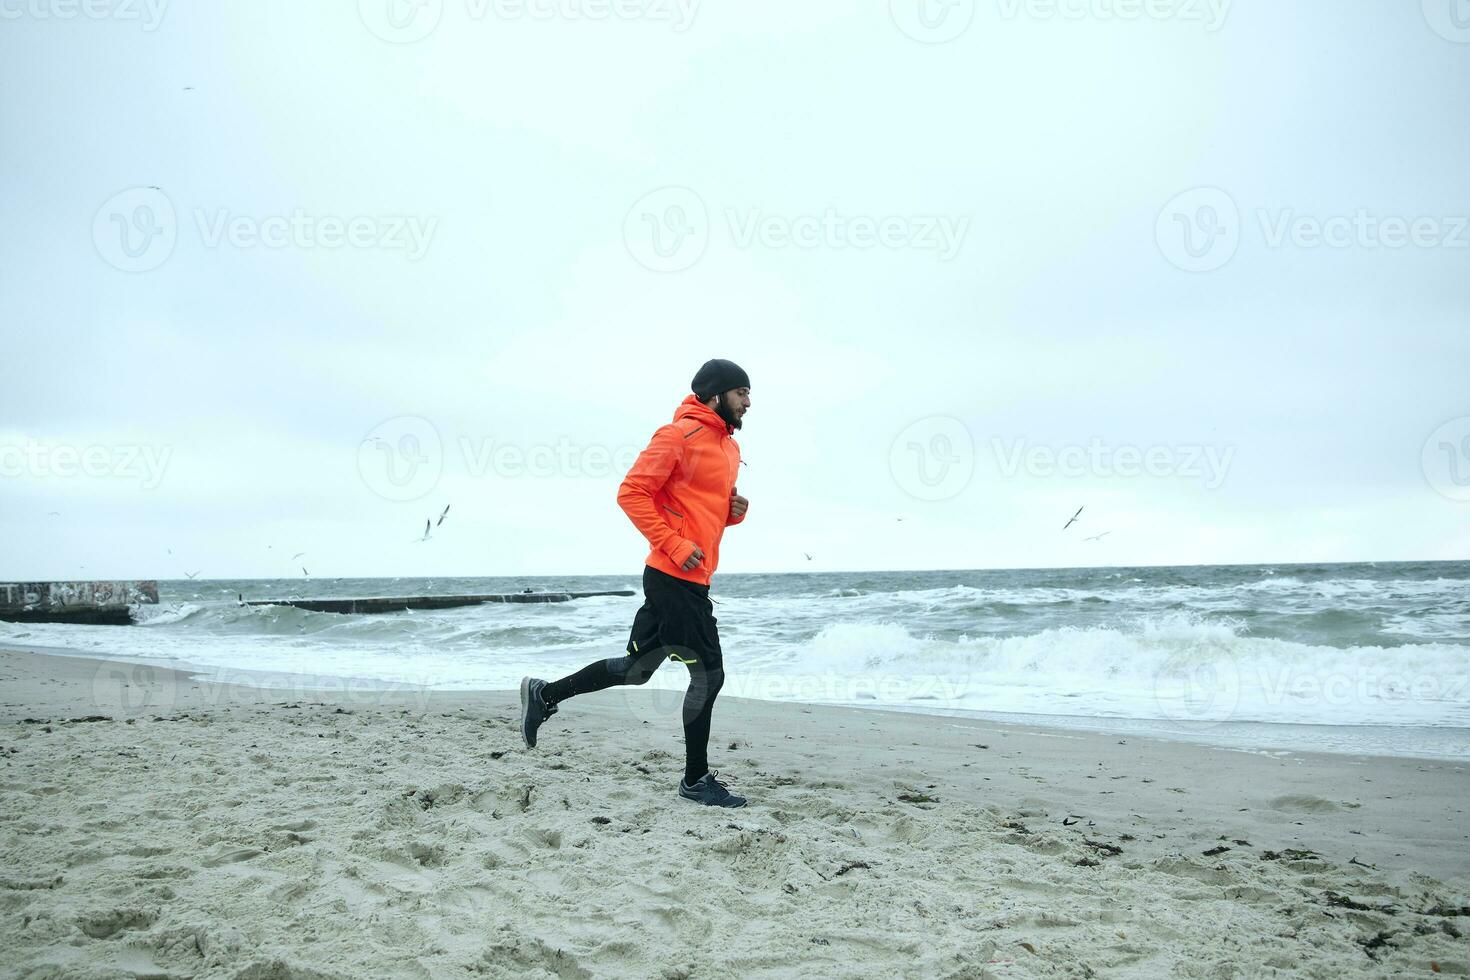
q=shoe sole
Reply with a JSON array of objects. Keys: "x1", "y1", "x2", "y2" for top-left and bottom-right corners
[
  {"x1": 678, "y1": 791, "x2": 747, "y2": 808},
  {"x1": 519, "y1": 677, "x2": 535, "y2": 749}
]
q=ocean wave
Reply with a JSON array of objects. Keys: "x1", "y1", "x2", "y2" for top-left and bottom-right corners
[{"x1": 776, "y1": 614, "x2": 1470, "y2": 727}]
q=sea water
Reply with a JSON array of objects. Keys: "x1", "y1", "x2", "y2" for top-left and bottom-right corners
[{"x1": 5, "y1": 561, "x2": 1467, "y2": 758}]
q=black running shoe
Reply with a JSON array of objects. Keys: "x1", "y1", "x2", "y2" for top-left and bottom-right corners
[
  {"x1": 519, "y1": 677, "x2": 557, "y2": 749},
  {"x1": 678, "y1": 770, "x2": 747, "y2": 808}
]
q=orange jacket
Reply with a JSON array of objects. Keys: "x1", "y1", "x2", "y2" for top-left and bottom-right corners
[{"x1": 617, "y1": 395, "x2": 745, "y2": 585}]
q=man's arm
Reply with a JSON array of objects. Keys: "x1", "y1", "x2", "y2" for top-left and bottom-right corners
[{"x1": 617, "y1": 425, "x2": 699, "y2": 568}]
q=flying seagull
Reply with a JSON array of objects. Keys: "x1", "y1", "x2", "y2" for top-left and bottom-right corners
[
  {"x1": 436, "y1": 504, "x2": 451, "y2": 527},
  {"x1": 413, "y1": 519, "x2": 432, "y2": 543},
  {"x1": 803, "y1": 552, "x2": 813, "y2": 561},
  {"x1": 184, "y1": 570, "x2": 201, "y2": 579},
  {"x1": 291, "y1": 552, "x2": 306, "y2": 560},
  {"x1": 1084, "y1": 532, "x2": 1111, "y2": 542},
  {"x1": 302, "y1": 566, "x2": 309, "y2": 576},
  {"x1": 1063, "y1": 506, "x2": 1084, "y2": 530}
]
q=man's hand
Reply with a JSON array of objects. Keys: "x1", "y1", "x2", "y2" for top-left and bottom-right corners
[
  {"x1": 729, "y1": 486, "x2": 749, "y2": 521},
  {"x1": 681, "y1": 546, "x2": 705, "y2": 572}
]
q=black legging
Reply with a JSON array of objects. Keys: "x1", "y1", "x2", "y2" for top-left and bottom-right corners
[{"x1": 542, "y1": 566, "x2": 725, "y2": 785}]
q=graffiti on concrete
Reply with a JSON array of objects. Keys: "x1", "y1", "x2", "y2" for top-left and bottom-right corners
[{"x1": 0, "y1": 581, "x2": 159, "y2": 624}]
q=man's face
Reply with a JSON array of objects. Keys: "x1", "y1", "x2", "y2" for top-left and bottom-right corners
[{"x1": 713, "y1": 387, "x2": 750, "y2": 429}]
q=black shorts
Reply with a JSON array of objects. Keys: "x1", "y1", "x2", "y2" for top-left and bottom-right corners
[{"x1": 626, "y1": 565, "x2": 722, "y2": 666}]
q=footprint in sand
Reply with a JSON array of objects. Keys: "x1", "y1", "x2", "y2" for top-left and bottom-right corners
[
  {"x1": 200, "y1": 845, "x2": 265, "y2": 867},
  {"x1": 1267, "y1": 794, "x2": 1345, "y2": 813},
  {"x1": 77, "y1": 906, "x2": 158, "y2": 939}
]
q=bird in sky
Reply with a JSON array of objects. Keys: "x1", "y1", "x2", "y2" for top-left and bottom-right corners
[
  {"x1": 184, "y1": 570, "x2": 201, "y2": 580},
  {"x1": 1064, "y1": 506, "x2": 1084, "y2": 530},
  {"x1": 1084, "y1": 532, "x2": 1111, "y2": 542},
  {"x1": 436, "y1": 504, "x2": 451, "y2": 527},
  {"x1": 292, "y1": 552, "x2": 306, "y2": 560},
  {"x1": 413, "y1": 519, "x2": 432, "y2": 543}
]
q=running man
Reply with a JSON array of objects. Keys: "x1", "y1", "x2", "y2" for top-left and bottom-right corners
[{"x1": 520, "y1": 359, "x2": 752, "y2": 808}]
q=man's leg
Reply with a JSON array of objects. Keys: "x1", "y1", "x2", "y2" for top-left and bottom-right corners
[
  {"x1": 541, "y1": 646, "x2": 664, "y2": 706},
  {"x1": 636, "y1": 568, "x2": 741, "y2": 804},
  {"x1": 519, "y1": 589, "x2": 665, "y2": 748},
  {"x1": 680, "y1": 646, "x2": 725, "y2": 786}
]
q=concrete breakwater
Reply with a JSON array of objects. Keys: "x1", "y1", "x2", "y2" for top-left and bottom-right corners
[{"x1": 0, "y1": 581, "x2": 159, "y2": 625}]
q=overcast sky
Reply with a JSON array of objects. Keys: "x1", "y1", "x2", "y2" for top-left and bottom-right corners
[{"x1": 2, "y1": 0, "x2": 1467, "y2": 581}]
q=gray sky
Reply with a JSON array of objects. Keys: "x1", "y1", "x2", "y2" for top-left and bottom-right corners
[{"x1": 2, "y1": 0, "x2": 1468, "y2": 581}]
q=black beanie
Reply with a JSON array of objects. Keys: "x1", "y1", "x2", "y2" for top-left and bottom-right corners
[{"x1": 690, "y1": 359, "x2": 750, "y2": 401}]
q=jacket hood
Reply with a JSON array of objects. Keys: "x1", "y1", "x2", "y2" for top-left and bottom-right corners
[{"x1": 673, "y1": 394, "x2": 733, "y2": 436}]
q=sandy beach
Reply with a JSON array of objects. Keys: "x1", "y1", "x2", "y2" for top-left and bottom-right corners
[{"x1": 1, "y1": 646, "x2": 1467, "y2": 979}]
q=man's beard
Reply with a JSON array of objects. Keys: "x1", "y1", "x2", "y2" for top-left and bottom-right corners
[{"x1": 715, "y1": 393, "x2": 742, "y2": 430}]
